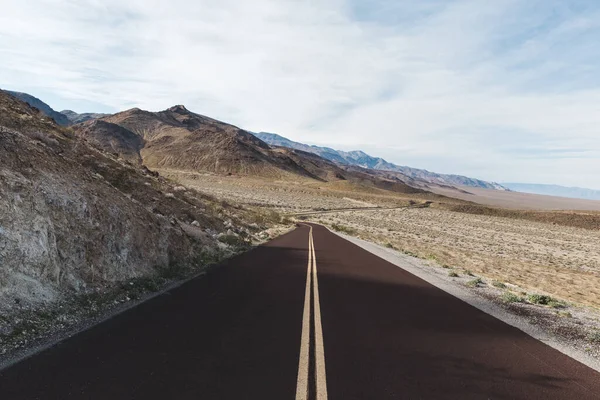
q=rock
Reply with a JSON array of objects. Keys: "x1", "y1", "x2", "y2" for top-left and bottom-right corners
[{"x1": 191, "y1": 220, "x2": 200, "y2": 227}]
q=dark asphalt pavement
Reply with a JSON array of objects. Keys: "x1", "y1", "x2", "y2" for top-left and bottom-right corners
[{"x1": 1, "y1": 224, "x2": 599, "y2": 399}]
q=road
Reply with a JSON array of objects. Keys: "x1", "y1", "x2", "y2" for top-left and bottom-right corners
[{"x1": 1, "y1": 224, "x2": 600, "y2": 399}]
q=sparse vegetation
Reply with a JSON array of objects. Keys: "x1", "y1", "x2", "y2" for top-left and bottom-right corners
[
  {"x1": 587, "y1": 331, "x2": 600, "y2": 343},
  {"x1": 527, "y1": 294, "x2": 554, "y2": 306},
  {"x1": 331, "y1": 223, "x2": 357, "y2": 235},
  {"x1": 548, "y1": 299, "x2": 568, "y2": 309},
  {"x1": 254, "y1": 209, "x2": 285, "y2": 225},
  {"x1": 466, "y1": 277, "x2": 483, "y2": 288},
  {"x1": 556, "y1": 311, "x2": 572, "y2": 318},
  {"x1": 502, "y1": 292, "x2": 524, "y2": 303},
  {"x1": 402, "y1": 249, "x2": 419, "y2": 257},
  {"x1": 523, "y1": 293, "x2": 566, "y2": 308},
  {"x1": 448, "y1": 271, "x2": 459, "y2": 278},
  {"x1": 492, "y1": 280, "x2": 507, "y2": 289}
]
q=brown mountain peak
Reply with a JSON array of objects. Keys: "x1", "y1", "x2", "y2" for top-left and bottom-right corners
[{"x1": 167, "y1": 105, "x2": 188, "y2": 113}]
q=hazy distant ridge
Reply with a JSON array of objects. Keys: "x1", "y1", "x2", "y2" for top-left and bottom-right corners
[
  {"x1": 254, "y1": 132, "x2": 507, "y2": 191},
  {"x1": 503, "y1": 183, "x2": 600, "y2": 201}
]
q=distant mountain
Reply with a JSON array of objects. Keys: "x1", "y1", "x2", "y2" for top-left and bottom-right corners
[
  {"x1": 61, "y1": 110, "x2": 109, "y2": 124},
  {"x1": 502, "y1": 183, "x2": 600, "y2": 201},
  {"x1": 4, "y1": 90, "x2": 70, "y2": 126},
  {"x1": 253, "y1": 132, "x2": 507, "y2": 191},
  {"x1": 73, "y1": 106, "x2": 423, "y2": 194}
]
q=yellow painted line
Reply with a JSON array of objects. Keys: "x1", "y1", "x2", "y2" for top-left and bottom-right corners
[
  {"x1": 295, "y1": 225, "x2": 329, "y2": 400},
  {"x1": 311, "y1": 229, "x2": 329, "y2": 400},
  {"x1": 295, "y1": 226, "x2": 313, "y2": 400}
]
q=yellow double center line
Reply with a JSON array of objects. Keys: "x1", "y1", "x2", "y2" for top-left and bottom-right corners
[{"x1": 296, "y1": 226, "x2": 328, "y2": 400}]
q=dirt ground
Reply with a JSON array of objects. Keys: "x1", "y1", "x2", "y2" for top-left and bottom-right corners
[
  {"x1": 431, "y1": 186, "x2": 600, "y2": 211},
  {"x1": 160, "y1": 169, "x2": 419, "y2": 211}
]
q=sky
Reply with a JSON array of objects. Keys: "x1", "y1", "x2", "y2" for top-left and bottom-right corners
[{"x1": 1, "y1": 0, "x2": 599, "y2": 189}]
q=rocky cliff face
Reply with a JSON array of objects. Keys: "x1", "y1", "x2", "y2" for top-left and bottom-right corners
[{"x1": 0, "y1": 91, "x2": 250, "y2": 311}]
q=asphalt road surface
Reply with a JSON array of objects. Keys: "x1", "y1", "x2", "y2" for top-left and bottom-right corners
[{"x1": 1, "y1": 224, "x2": 600, "y2": 399}]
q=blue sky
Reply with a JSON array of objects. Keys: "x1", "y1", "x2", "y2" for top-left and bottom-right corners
[{"x1": 1, "y1": 0, "x2": 599, "y2": 188}]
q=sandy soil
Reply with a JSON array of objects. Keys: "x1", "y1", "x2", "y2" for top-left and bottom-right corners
[{"x1": 160, "y1": 169, "x2": 415, "y2": 211}]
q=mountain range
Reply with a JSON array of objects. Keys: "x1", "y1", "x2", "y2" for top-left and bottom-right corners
[
  {"x1": 5, "y1": 88, "x2": 597, "y2": 200},
  {"x1": 252, "y1": 132, "x2": 508, "y2": 191},
  {"x1": 73, "y1": 105, "x2": 424, "y2": 194},
  {"x1": 0, "y1": 89, "x2": 479, "y2": 193}
]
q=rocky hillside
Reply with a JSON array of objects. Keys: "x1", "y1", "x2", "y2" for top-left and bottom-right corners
[
  {"x1": 0, "y1": 91, "x2": 260, "y2": 311},
  {"x1": 254, "y1": 132, "x2": 508, "y2": 191},
  {"x1": 75, "y1": 106, "x2": 329, "y2": 180},
  {"x1": 4, "y1": 90, "x2": 70, "y2": 126}
]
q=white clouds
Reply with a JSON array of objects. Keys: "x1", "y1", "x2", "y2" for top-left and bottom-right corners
[{"x1": 1, "y1": 0, "x2": 599, "y2": 188}]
